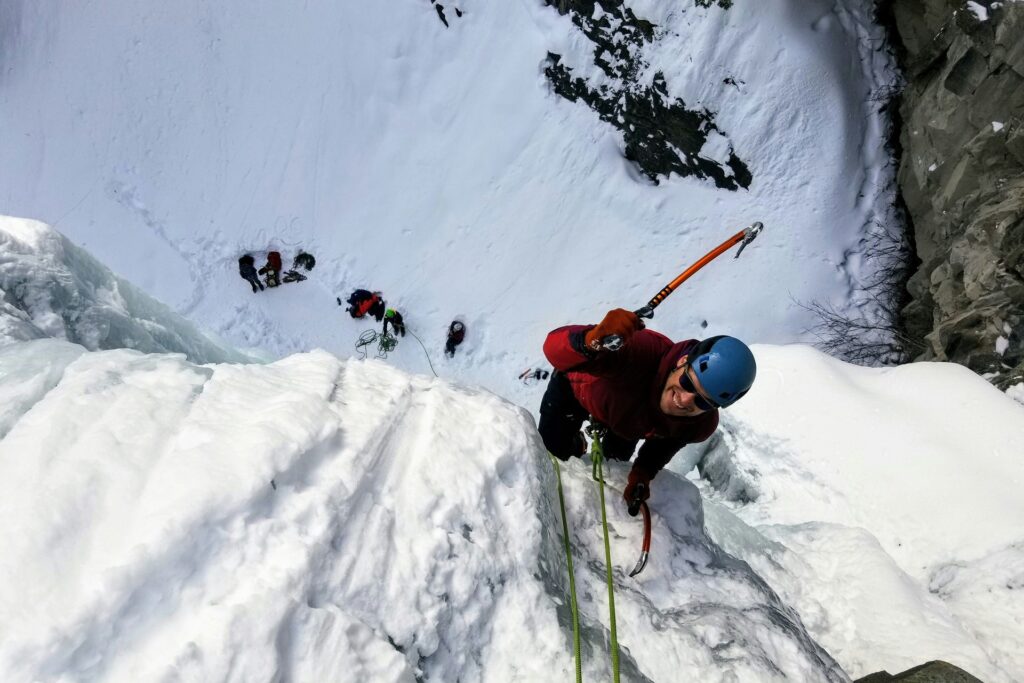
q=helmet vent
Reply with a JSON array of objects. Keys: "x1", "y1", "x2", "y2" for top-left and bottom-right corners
[{"x1": 699, "y1": 360, "x2": 709, "y2": 372}]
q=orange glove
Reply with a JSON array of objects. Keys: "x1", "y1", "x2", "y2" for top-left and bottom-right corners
[
  {"x1": 584, "y1": 309, "x2": 642, "y2": 351},
  {"x1": 623, "y1": 466, "x2": 651, "y2": 515}
]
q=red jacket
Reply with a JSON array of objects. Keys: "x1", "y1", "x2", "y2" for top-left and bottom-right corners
[{"x1": 544, "y1": 325, "x2": 718, "y2": 476}]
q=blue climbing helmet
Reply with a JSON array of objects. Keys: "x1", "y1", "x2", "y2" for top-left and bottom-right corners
[{"x1": 688, "y1": 335, "x2": 756, "y2": 408}]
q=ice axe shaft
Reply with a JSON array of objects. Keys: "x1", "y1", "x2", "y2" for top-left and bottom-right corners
[
  {"x1": 626, "y1": 484, "x2": 652, "y2": 577},
  {"x1": 600, "y1": 222, "x2": 764, "y2": 351}
]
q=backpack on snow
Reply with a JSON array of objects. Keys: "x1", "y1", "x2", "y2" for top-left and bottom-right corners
[
  {"x1": 293, "y1": 252, "x2": 316, "y2": 271},
  {"x1": 346, "y1": 290, "x2": 380, "y2": 318},
  {"x1": 347, "y1": 289, "x2": 372, "y2": 306},
  {"x1": 267, "y1": 251, "x2": 283, "y2": 272}
]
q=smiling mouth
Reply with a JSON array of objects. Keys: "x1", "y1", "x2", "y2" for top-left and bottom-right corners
[{"x1": 672, "y1": 392, "x2": 685, "y2": 411}]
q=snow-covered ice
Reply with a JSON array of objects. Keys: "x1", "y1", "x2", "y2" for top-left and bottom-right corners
[
  {"x1": 0, "y1": 217, "x2": 245, "y2": 364},
  {"x1": 0, "y1": 343, "x2": 847, "y2": 682}
]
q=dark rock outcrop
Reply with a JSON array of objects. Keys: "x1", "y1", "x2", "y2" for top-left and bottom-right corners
[
  {"x1": 885, "y1": 0, "x2": 1024, "y2": 389},
  {"x1": 855, "y1": 659, "x2": 983, "y2": 682},
  {"x1": 543, "y1": 1, "x2": 751, "y2": 190}
]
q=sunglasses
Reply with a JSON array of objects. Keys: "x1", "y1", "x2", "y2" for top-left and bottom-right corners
[{"x1": 678, "y1": 365, "x2": 719, "y2": 411}]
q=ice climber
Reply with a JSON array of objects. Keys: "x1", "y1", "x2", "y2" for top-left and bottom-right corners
[
  {"x1": 445, "y1": 320, "x2": 465, "y2": 357},
  {"x1": 540, "y1": 308, "x2": 756, "y2": 511},
  {"x1": 383, "y1": 308, "x2": 406, "y2": 337},
  {"x1": 237, "y1": 254, "x2": 264, "y2": 292}
]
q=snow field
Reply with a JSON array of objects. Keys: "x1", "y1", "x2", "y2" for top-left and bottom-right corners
[
  {"x1": 0, "y1": 0, "x2": 900, "y2": 407},
  {"x1": 688, "y1": 344, "x2": 1024, "y2": 680}
]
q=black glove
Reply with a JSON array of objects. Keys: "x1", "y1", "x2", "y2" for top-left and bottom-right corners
[{"x1": 623, "y1": 466, "x2": 651, "y2": 516}]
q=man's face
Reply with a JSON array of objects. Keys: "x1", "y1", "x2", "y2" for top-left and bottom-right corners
[{"x1": 659, "y1": 355, "x2": 713, "y2": 417}]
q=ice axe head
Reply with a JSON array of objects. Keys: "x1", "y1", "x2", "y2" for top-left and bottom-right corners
[{"x1": 734, "y1": 221, "x2": 763, "y2": 258}]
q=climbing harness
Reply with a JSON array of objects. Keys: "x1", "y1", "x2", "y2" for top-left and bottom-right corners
[
  {"x1": 600, "y1": 221, "x2": 765, "y2": 351},
  {"x1": 586, "y1": 423, "x2": 621, "y2": 683},
  {"x1": 551, "y1": 454, "x2": 583, "y2": 683},
  {"x1": 354, "y1": 330, "x2": 398, "y2": 359}
]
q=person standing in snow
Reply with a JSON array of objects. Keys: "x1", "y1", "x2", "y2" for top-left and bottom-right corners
[
  {"x1": 238, "y1": 254, "x2": 264, "y2": 292},
  {"x1": 382, "y1": 308, "x2": 406, "y2": 337},
  {"x1": 444, "y1": 320, "x2": 465, "y2": 357},
  {"x1": 540, "y1": 309, "x2": 756, "y2": 511}
]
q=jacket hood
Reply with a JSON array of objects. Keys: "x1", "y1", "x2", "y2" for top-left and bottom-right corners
[
  {"x1": 653, "y1": 339, "x2": 699, "y2": 391},
  {"x1": 649, "y1": 339, "x2": 719, "y2": 428}
]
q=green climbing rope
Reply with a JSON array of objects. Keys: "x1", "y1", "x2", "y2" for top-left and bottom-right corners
[
  {"x1": 588, "y1": 428, "x2": 621, "y2": 683},
  {"x1": 551, "y1": 454, "x2": 583, "y2": 683},
  {"x1": 406, "y1": 327, "x2": 439, "y2": 377},
  {"x1": 378, "y1": 331, "x2": 398, "y2": 354}
]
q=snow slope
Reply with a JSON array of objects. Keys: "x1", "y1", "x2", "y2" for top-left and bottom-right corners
[
  {"x1": 0, "y1": 0, "x2": 899, "y2": 404},
  {"x1": 690, "y1": 346, "x2": 1024, "y2": 680},
  {"x1": 2, "y1": 332, "x2": 1021, "y2": 681},
  {"x1": 0, "y1": 344, "x2": 845, "y2": 682}
]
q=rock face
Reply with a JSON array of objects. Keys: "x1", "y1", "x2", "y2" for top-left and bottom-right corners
[
  {"x1": 543, "y1": 0, "x2": 751, "y2": 189},
  {"x1": 886, "y1": 0, "x2": 1024, "y2": 389},
  {"x1": 855, "y1": 659, "x2": 983, "y2": 682}
]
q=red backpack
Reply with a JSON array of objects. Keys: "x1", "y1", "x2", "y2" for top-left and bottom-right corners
[
  {"x1": 267, "y1": 251, "x2": 283, "y2": 272},
  {"x1": 354, "y1": 293, "x2": 380, "y2": 318}
]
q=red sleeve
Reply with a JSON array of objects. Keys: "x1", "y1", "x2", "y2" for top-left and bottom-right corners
[
  {"x1": 544, "y1": 326, "x2": 672, "y2": 376},
  {"x1": 543, "y1": 325, "x2": 592, "y2": 371}
]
